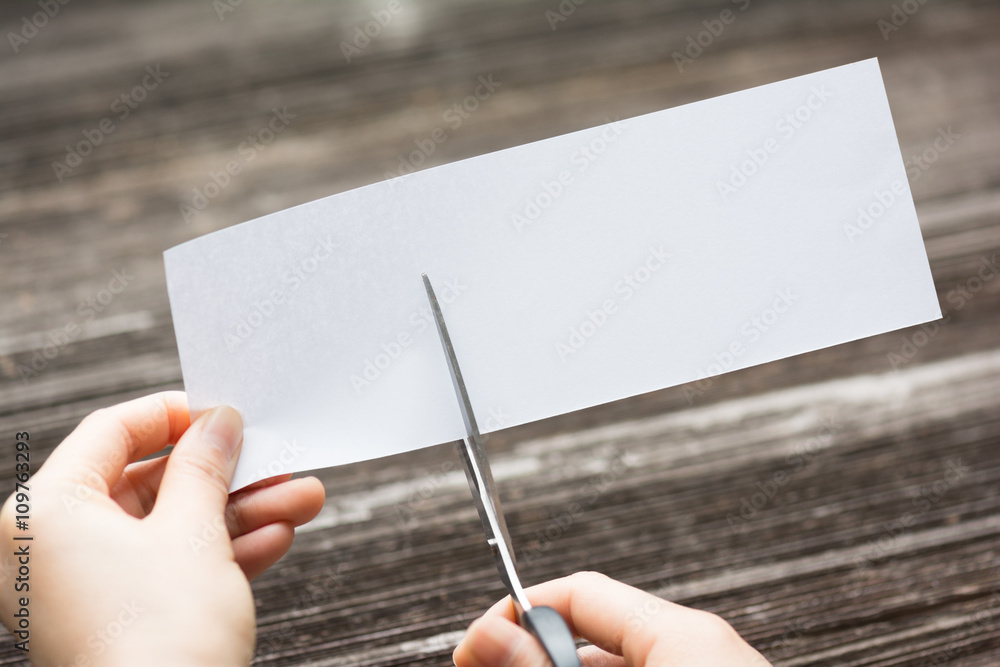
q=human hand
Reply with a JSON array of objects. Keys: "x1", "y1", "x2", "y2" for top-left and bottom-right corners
[
  {"x1": 454, "y1": 571, "x2": 770, "y2": 667},
  {"x1": 0, "y1": 392, "x2": 326, "y2": 667}
]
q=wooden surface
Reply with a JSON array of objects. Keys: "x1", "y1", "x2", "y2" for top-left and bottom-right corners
[{"x1": 1, "y1": 0, "x2": 999, "y2": 664}]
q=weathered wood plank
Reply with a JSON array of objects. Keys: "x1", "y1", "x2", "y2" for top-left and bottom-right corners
[{"x1": 1, "y1": 0, "x2": 998, "y2": 665}]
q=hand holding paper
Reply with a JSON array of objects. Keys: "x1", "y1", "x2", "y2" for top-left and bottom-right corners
[{"x1": 164, "y1": 58, "x2": 940, "y2": 491}]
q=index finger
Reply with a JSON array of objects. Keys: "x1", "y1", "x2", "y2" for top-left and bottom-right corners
[{"x1": 40, "y1": 392, "x2": 190, "y2": 494}]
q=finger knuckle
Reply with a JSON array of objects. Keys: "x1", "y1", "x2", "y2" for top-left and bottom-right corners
[
  {"x1": 174, "y1": 449, "x2": 230, "y2": 490},
  {"x1": 568, "y1": 570, "x2": 611, "y2": 587},
  {"x1": 87, "y1": 408, "x2": 131, "y2": 442},
  {"x1": 87, "y1": 408, "x2": 137, "y2": 459},
  {"x1": 693, "y1": 610, "x2": 742, "y2": 645}
]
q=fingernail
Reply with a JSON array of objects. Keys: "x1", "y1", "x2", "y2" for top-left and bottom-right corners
[{"x1": 201, "y1": 406, "x2": 243, "y2": 458}]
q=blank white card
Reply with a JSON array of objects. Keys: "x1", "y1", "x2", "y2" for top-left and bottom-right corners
[{"x1": 165, "y1": 58, "x2": 941, "y2": 491}]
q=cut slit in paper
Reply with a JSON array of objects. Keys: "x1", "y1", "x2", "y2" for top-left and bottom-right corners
[{"x1": 164, "y1": 58, "x2": 941, "y2": 491}]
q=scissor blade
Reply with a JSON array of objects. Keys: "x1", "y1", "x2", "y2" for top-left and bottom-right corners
[
  {"x1": 421, "y1": 273, "x2": 531, "y2": 614},
  {"x1": 421, "y1": 273, "x2": 481, "y2": 440}
]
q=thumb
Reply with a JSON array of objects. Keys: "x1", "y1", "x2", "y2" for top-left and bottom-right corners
[
  {"x1": 454, "y1": 615, "x2": 553, "y2": 667},
  {"x1": 154, "y1": 406, "x2": 243, "y2": 526}
]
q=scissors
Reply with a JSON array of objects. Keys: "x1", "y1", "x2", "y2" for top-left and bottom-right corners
[{"x1": 422, "y1": 274, "x2": 581, "y2": 667}]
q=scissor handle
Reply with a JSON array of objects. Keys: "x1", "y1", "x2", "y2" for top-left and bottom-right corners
[{"x1": 522, "y1": 606, "x2": 581, "y2": 667}]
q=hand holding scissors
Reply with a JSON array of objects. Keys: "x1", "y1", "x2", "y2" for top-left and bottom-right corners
[
  {"x1": 423, "y1": 273, "x2": 581, "y2": 667},
  {"x1": 424, "y1": 274, "x2": 769, "y2": 667}
]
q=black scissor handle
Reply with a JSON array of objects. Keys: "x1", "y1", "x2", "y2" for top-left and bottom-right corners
[{"x1": 522, "y1": 606, "x2": 581, "y2": 667}]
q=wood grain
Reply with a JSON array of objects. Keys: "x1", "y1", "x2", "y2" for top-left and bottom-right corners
[{"x1": 1, "y1": 0, "x2": 998, "y2": 664}]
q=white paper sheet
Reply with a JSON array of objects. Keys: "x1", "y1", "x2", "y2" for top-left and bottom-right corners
[{"x1": 164, "y1": 58, "x2": 941, "y2": 491}]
